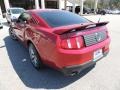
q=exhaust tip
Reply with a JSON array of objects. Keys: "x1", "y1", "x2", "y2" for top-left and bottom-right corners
[{"x1": 70, "y1": 71, "x2": 79, "y2": 76}]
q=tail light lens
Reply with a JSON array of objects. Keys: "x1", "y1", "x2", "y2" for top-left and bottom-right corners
[{"x1": 61, "y1": 36, "x2": 84, "y2": 49}]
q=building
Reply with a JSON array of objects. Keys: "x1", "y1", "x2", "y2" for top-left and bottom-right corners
[
  {"x1": 0, "y1": 0, "x2": 69, "y2": 12},
  {"x1": 0, "y1": 0, "x2": 98, "y2": 17},
  {"x1": 1, "y1": 0, "x2": 83, "y2": 12}
]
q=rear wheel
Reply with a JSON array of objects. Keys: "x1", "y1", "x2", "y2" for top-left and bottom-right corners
[
  {"x1": 28, "y1": 43, "x2": 44, "y2": 70},
  {"x1": 9, "y1": 27, "x2": 17, "y2": 40}
]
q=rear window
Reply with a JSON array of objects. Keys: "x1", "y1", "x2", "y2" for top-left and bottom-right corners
[{"x1": 37, "y1": 10, "x2": 90, "y2": 27}]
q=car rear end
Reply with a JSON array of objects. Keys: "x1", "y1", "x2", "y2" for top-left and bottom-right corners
[
  {"x1": 36, "y1": 10, "x2": 110, "y2": 76},
  {"x1": 53, "y1": 22, "x2": 110, "y2": 76}
]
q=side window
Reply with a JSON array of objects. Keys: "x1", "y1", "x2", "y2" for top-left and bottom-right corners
[
  {"x1": 27, "y1": 14, "x2": 39, "y2": 25},
  {"x1": 28, "y1": 17, "x2": 38, "y2": 25},
  {"x1": 18, "y1": 12, "x2": 31, "y2": 22},
  {"x1": 28, "y1": 17, "x2": 35, "y2": 24}
]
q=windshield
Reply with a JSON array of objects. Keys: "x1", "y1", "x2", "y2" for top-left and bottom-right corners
[
  {"x1": 37, "y1": 10, "x2": 90, "y2": 27},
  {"x1": 11, "y1": 9, "x2": 25, "y2": 14}
]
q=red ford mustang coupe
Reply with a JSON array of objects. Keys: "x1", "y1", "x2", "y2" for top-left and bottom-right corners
[{"x1": 9, "y1": 9, "x2": 110, "y2": 76}]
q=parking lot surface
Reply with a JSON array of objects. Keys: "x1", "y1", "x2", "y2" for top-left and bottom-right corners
[{"x1": 0, "y1": 15, "x2": 120, "y2": 90}]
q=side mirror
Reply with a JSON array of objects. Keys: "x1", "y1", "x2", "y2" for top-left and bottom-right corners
[{"x1": 8, "y1": 13, "x2": 11, "y2": 15}]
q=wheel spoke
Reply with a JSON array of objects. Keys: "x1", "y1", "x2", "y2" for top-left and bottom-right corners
[
  {"x1": 9, "y1": 28, "x2": 17, "y2": 40},
  {"x1": 29, "y1": 46, "x2": 38, "y2": 67}
]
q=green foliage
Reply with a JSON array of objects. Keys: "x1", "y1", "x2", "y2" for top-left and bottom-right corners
[
  {"x1": 84, "y1": 0, "x2": 95, "y2": 9},
  {"x1": 109, "y1": 0, "x2": 120, "y2": 9},
  {"x1": 84, "y1": 0, "x2": 120, "y2": 9}
]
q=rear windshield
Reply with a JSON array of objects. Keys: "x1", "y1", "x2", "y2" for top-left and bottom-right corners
[{"x1": 37, "y1": 10, "x2": 90, "y2": 27}]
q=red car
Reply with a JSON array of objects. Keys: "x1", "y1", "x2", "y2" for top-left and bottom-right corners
[{"x1": 9, "y1": 9, "x2": 110, "y2": 76}]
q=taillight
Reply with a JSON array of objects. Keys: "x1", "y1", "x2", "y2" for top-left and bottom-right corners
[{"x1": 61, "y1": 36, "x2": 84, "y2": 49}]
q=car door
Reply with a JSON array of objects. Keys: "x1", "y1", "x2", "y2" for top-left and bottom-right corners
[{"x1": 14, "y1": 12, "x2": 30, "y2": 41}]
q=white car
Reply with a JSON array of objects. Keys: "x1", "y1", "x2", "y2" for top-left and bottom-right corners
[{"x1": 6, "y1": 7, "x2": 25, "y2": 23}]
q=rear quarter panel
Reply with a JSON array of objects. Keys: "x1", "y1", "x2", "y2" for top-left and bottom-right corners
[{"x1": 25, "y1": 26, "x2": 59, "y2": 68}]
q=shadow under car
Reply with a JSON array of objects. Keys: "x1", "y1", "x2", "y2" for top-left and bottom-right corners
[{"x1": 4, "y1": 36, "x2": 95, "y2": 89}]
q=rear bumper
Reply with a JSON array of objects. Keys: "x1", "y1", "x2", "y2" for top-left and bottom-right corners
[
  {"x1": 61, "y1": 51, "x2": 109, "y2": 76},
  {"x1": 45, "y1": 37, "x2": 110, "y2": 75},
  {"x1": 54, "y1": 38, "x2": 110, "y2": 68}
]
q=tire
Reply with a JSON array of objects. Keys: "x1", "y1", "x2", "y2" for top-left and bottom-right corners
[
  {"x1": 9, "y1": 27, "x2": 17, "y2": 40},
  {"x1": 7, "y1": 21, "x2": 10, "y2": 24},
  {"x1": 28, "y1": 43, "x2": 44, "y2": 70},
  {"x1": 7, "y1": 20, "x2": 10, "y2": 24}
]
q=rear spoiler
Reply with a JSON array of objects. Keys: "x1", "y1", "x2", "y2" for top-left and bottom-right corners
[{"x1": 53, "y1": 21, "x2": 109, "y2": 34}]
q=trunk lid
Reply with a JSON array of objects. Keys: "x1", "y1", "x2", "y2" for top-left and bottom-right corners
[{"x1": 56, "y1": 22, "x2": 109, "y2": 49}]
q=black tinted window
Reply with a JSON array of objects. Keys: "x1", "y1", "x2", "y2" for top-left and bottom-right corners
[
  {"x1": 37, "y1": 10, "x2": 90, "y2": 27},
  {"x1": 18, "y1": 13, "x2": 31, "y2": 22}
]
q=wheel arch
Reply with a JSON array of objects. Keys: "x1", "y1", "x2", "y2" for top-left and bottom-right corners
[{"x1": 26, "y1": 40, "x2": 40, "y2": 57}]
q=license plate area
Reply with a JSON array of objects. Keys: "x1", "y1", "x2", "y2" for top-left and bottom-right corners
[{"x1": 93, "y1": 49, "x2": 103, "y2": 61}]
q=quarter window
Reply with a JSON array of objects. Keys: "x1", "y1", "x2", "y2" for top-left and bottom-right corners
[
  {"x1": 18, "y1": 12, "x2": 31, "y2": 22},
  {"x1": 28, "y1": 17, "x2": 38, "y2": 25}
]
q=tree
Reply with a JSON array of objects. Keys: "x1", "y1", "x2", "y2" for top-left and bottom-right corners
[
  {"x1": 84, "y1": 0, "x2": 95, "y2": 9},
  {"x1": 109, "y1": 0, "x2": 120, "y2": 9}
]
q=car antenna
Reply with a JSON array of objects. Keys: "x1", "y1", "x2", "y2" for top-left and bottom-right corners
[{"x1": 98, "y1": 14, "x2": 103, "y2": 23}]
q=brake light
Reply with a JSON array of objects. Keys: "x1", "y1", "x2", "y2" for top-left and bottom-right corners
[{"x1": 61, "y1": 36, "x2": 84, "y2": 49}]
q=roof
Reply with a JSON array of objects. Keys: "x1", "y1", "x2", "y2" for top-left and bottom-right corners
[{"x1": 27, "y1": 9, "x2": 61, "y2": 13}]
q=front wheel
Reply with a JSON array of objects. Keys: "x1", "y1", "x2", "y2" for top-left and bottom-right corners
[
  {"x1": 9, "y1": 27, "x2": 17, "y2": 40},
  {"x1": 28, "y1": 43, "x2": 44, "y2": 70}
]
